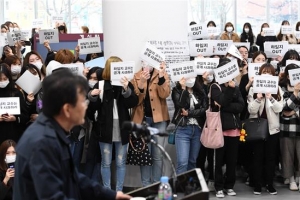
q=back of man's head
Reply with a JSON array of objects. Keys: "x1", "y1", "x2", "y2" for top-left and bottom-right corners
[{"x1": 42, "y1": 68, "x2": 89, "y2": 118}]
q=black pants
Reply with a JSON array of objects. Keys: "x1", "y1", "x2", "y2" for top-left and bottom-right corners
[
  {"x1": 214, "y1": 136, "x2": 240, "y2": 191},
  {"x1": 252, "y1": 134, "x2": 279, "y2": 186},
  {"x1": 197, "y1": 144, "x2": 214, "y2": 180}
]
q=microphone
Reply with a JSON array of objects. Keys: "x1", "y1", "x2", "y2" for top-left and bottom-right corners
[{"x1": 122, "y1": 121, "x2": 169, "y2": 137}]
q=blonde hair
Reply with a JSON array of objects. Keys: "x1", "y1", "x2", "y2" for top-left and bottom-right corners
[{"x1": 102, "y1": 56, "x2": 122, "y2": 80}]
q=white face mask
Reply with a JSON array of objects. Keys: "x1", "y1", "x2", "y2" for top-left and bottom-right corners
[
  {"x1": 33, "y1": 61, "x2": 43, "y2": 70},
  {"x1": 226, "y1": 27, "x2": 233, "y2": 32},
  {"x1": 13, "y1": 28, "x2": 19, "y2": 31},
  {"x1": 207, "y1": 75, "x2": 214, "y2": 83},
  {"x1": 186, "y1": 77, "x2": 196, "y2": 88},
  {"x1": 0, "y1": 80, "x2": 9, "y2": 88},
  {"x1": 244, "y1": 28, "x2": 249, "y2": 33},
  {"x1": 5, "y1": 155, "x2": 16, "y2": 164},
  {"x1": 88, "y1": 80, "x2": 97, "y2": 88},
  {"x1": 270, "y1": 60, "x2": 278, "y2": 68},
  {"x1": 11, "y1": 65, "x2": 21, "y2": 75}
]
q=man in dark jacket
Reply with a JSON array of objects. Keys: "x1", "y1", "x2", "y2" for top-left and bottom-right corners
[{"x1": 13, "y1": 69, "x2": 131, "y2": 200}]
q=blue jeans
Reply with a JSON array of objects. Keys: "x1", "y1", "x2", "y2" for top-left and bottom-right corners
[
  {"x1": 175, "y1": 125, "x2": 201, "y2": 175},
  {"x1": 140, "y1": 117, "x2": 167, "y2": 186},
  {"x1": 99, "y1": 142, "x2": 128, "y2": 191}
]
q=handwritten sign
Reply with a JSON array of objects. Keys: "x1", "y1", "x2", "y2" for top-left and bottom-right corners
[
  {"x1": 213, "y1": 40, "x2": 233, "y2": 55},
  {"x1": 188, "y1": 23, "x2": 208, "y2": 40},
  {"x1": 295, "y1": 31, "x2": 300, "y2": 39},
  {"x1": 189, "y1": 40, "x2": 214, "y2": 56},
  {"x1": 281, "y1": 26, "x2": 293, "y2": 35},
  {"x1": 170, "y1": 61, "x2": 196, "y2": 81},
  {"x1": 264, "y1": 41, "x2": 288, "y2": 58},
  {"x1": 32, "y1": 19, "x2": 44, "y2": 28},
  {"x1": 21, "y1": 30, "x2": 31, "y2": 40},
  {"x1": 262, "y1": 28, "x2": 276, "y2": 36},
  {"x1": 233, "y1": 42, "x2": 250, "y2": 51},
  {"x1": 140, "y1": 42, "x2": 165, "y2": 70},
  {"x1": 110, "y1": 61, "x2": 135, "y2": 86},
  {"x1": 194, "y1": 58, "x2": 219, "y2": 74},
  {"x1": 0, "y1": 97, "x2": 20, "y2": 115},
  {"x1": 227, "y1": 44, "x2": 243, "y2": 60},
  {"x1": 38, "y1": 29, "x2": 59, "y2": 44},
  {"x1": 248, "y1": 63, "x2": 264, "y2": 78},
  {"x1": 51, "y1": 16, "x2": 64, "y2": 24},
  {"x1": 62, "y1": 63, "x2": 84, "y2": 76},
  {"x1": 85, "y1": 57, "x2": 105, "y2": 69},
  {"x1": 213, "y1": 59, "x2": 240, "y2": 84},
  {"x1": 253, "y1": 75, "x2": 279, "y2": 94},
  {"x1": 7, "y1": 31, "x2": 22, "y2": 46},
  {"x1": 15, "y1": 71, "x2": 42, "y2": 95},
  {"x1": 288, "y1": 68, "x2": 300, "y2": 86},
  {"x1": 78, "y1": 37, "x2": 102, "y2": 55},
  {"x1": 207, "y1": 27, "x2": 219, "y2": 37}
]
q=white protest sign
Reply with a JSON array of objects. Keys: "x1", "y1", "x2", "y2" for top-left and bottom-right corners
[
  {"x1": 288, "y1": 44, "x2": 300, "y2": 56},
  {"x1": 110, "y1": 61, "x2": 135, "y2": 86},
  {"x1": 264, "y1": 41, "x2": 288, "y2": 58},
  {"x1": 15, "y1": 71, "x2": 42, "y2": 95},
  {"x1": 7, "y1": 31, "x2": 22, "y2": 46},
  {"x1": 32, "y1": 19, "x2": 44, "y2": 28},
  {"x1": 189, "y1": 40, "x2": 214, "y2": 56},
  {"x1": 0, "y1": 97, "x2": 20, "y2": 115},
  {"x1": 207, "y1": 27, "x2": 219, "y2": 36},
  {"x1": 213, "y1": 59, "x2": 240, "y2": 84},
  {"x1": 84, "y1": 57, "x2": 105, "y2": 69},
  {"x1": 78, "y1": 37, "x2": 102, "y2": 55},
  {"x1": 288, "y1": 68, "x2": 300, "y2": 86},
  {"x1": 21, "y1": 30, "x2": 31, "y2": 40},
  {"x1": 233, "y1": 42, "x2": 250, "y2": 51},
  {"x1": 281, "y1": 26, "x2": 293, "y2": 35},
  {"x1": 286, "y1": 59, "x2": 300, "y2": 66},
  {"x1": 263, "y1": 28, "x2": 276, "y2": 36},
  {"x1": 213, "y1": 40, "x2": 233, "y2": 55},
  {"x1": 140, "y1": 42, "x2": 165, "y2": 70},
  {"x1": 227, "y1": 44, "x2": 243, "y2": 60},
  {"x1": 295, "y1": 31, "x2": 300, "y2": 39},
  {"x1": 170, "y1": 61, "x2": 196, "y2": 81},
  {"x1": 51, "y1": 16, "x2": 64, "y2": 24},
  {"x1": 253, "y1": 75, "x2": 279, "y2": 94},
  {"x1": 194, "y1": 57, "x2": 219, "y2": 74},
  {"x1": 280, "y1": 66, "x2": 286, "y2": 73},
  {"x1": 38, "y1": 29, "x2": 59, "y2": 44},
  {"x1": 62, "y1": 63, "x2": 84, "y2": 76},
  {"x1": 248, "y1": 63, "x2": 264, "y2": 78},
  {"x1": 188, "y1": 23, "x2": 208, "y2": 40}
]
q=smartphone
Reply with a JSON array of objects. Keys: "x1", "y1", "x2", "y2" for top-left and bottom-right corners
[{"x1": 8, "y1": 163, "x2": 14, "y2": 169}]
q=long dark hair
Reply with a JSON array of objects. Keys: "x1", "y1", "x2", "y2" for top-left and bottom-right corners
[
  {"x1": 0, "y1": 140, "x2": 16, "y2": 172},
  {"x1": 279, "y1": 64, "x2": 299, "y2": 87},
  {"x1": 280, "y1": 50, "x2": 300, "y2": 66},
  {"x1": 241, "y1": 22, "x2": 254, "y2": 45}
]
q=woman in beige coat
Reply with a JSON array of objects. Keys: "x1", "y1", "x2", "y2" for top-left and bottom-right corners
[{"x1": 220, "y1": 22, "x2": 240, "y2": 42}]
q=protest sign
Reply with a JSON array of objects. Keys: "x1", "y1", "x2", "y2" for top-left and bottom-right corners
[
  {"x1": 78, "y1": 37, "x2": 102, "y2": 55},
  {"x1": 170, "y1": 61, "x2": 196, "y2": 82},
  {"x1": 281, "y1": 26, "x2": 293, "y2": 35},
  {"x1": 288, "y1": 68, "x2": 300, "y2": 86},
  {"x1": 7, "y1": 31, "x2": 22, "y2": 46},
  {"x1": 32, "y1": 19, "x2": 44, "y2": 28},
  {"x1": 286, "y1": 59, "x2": 300, "y2": 67},
  {"x1": 227, "y1": 44, "x2": 243, "y2": 60},
  {"x1": 253, "y1": 75, "x2": 279, "y2": 94},
  {"x1": 207, "y1": 27, "x2": 219, "y2": 37},
  {"x1": 21, "y1": 30, "x2": 31, "y2": 40},
  {"x1": 264, "y1": 41, "x2": 288, "y2": 58},
  {"x1": 194, "y1": 57, "x2": 219, "y2": 74},
  {"x1": 233, "y1": 42, "x2": 250, "y2": 51},
  {"x1": 39, "y1": 29, "x2": 59, "y2": 44},
  {"x1": 213, "y1": 40, "x2": 233, "y2": 55},
  {"x1": 188, "y1": 23, "x2": 208, "y2": 40},
  {"x1": 85, "y1": 57, "x2": 105, "y2": 68},
  {"x1": 295, "y1": 31, "x2": 300, "y2": 39},
  {"x1": 62, "y1": 63, "x2": 84, "y2": 76},
  {"x1": 0, "y1": 97, "x2": 20, "y2": 115},
  {"x1": 51, "y1": 15, "x2": 64, "y2": 25},
  {"x1": 15, "y1": 71, "x2": 42, "y2": 95},
  {"x1": 140, "y1": 42, "x2": 165, "y2": 70},
  {"x1": 213, "y1": 59, "x2": 240, "y2": 84},
  {"x1": 262, "y1": 28, "x2": 276, "y2": 36},
  {"x1": 248, "y1": 63, "x2": 264, "y2": 78},
  {"x1": 189, "y1": 40, "x2": 214, "y2": 56},
  {"x1": 110, "y1": 61, "x2": 135, "y2": 86}
]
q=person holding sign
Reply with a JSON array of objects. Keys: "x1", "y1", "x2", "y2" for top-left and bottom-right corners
[
  {"x1": 277, "y1": 20, "x2": 297, "y2": 44},
  {"x1": 247, "y1": 63, "x2": 283, "y2": 195},
  {"x1": 220, "y1": 22, "x2": 240, "y2": 42},
  {"x1": 210, "y1": 59, "x2": 244, "y2": 198},
  {"x1": 276, "y1": 50, "x2": 300, "y2": 77},
  {"x1": 55, "y1": 22, "x2": 67, "y2": 34},
  {"x1": 256, "y1": 23, "x2": 278, "y2": 52},
  {"x1": 207, "y1": 21, "x2": 219, "y2": 40},
  {"x1": 23, "y1": 50, "x2": 46, "y2": 79},
  {"x1": 278, "y1": 64, "x2": 300, "y2": 191},
  {"x1": 240, "y1": 22, "x2": 256, "y2": 46},
  {"x1": 171, "y1": 76, "x2": 208, "y2": 174}
]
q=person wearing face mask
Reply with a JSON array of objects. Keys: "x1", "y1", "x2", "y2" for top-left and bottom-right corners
[
  {"x1": 210, "y1": 58, "x2": 244, "y2": 198},
  {"x1": 0, "y1": 140, "x2": 16, "y2": 200},
  {"x1": 3, "y1": 55, "x2": 22, "y2": 81},
  {"x1": 171, "y1": 76, "x2": 208, "y2": 175},
  {"x1": 277, "y1": 20, "x2": 297, "y2": 44},
  {"x1": 256, "y1": 23, "x2": 278, "y2": 52},
  {"x1": 240, "y1": 22, "x2": 256, "y2": 46},
  {"x1": 220, "y1": 22, "x2": 240, "y2": 42},
  {"x1": 247, "y1": 63, "x2": 283, "y2": 195},
  {"x1": 55, "y1": 22, "x2": 68, "y2": 34},
  {"x1": 1, "y1": 25, "x2": 7, "y2": 34},
  {"x1": 23, "y1": 51, "x2": 46, "y2": 79}
]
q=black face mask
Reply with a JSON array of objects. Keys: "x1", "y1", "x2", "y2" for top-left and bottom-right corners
[{"x1": 58, "y1": 26, "x2": 65, "y2": 31}]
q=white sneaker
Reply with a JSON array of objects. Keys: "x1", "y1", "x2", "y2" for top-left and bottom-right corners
[
  {"x1": 224, "y1": 189, "x2": 236, "y2": 196},
  {"x1": 207, "y1": 181, "x2": 215, "y2": 192},
  {"x1": 216, "y1": 190, "x2": 225, "y2": 198},
  {"x1": 290, "y1": 182, "x2": 298, "y2": 191}
]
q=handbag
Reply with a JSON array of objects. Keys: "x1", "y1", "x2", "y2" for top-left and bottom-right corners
[
  {"x1": 243, "y1": 111, "x2": 269, "y2": 141},
  {"x1": 126, "y1": 134, "x2": 152, "y2": 166},
  {"x1": 168, "y1": 118, "x2": 183, "y2": 145},
  {"x1": 200, "y1": 83, "x2": 224, "y2": 149}
]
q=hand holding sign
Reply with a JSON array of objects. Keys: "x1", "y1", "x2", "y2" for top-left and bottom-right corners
[
  {"x1": 27, "y1": 93, "x2": 34, "y2": 103},
  {"x1": 3, "y1": 114, "x2": 16, "y2": 122},
  {"x1": 120, "y1": 76, "x2": 129, "y2": 91}
]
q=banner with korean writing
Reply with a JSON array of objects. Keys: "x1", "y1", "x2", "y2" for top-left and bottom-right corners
[
  {"x1": 281, "y1": 26, "x2": 293, "y2": 35},
  {"x1": 39, "y1": 29, "x2": 59, "y2": 44},
  {"x1": 189, "y1": 40, "x2": 214, "y2": 56},
  {"x1": 213, "y1": 40, "x2": 233, "y2": 55},
  {"x1": 78, "y1": 37, "x2": 102, "y2": 55},
  {"x1": 264, "y1": 41, "x2": 289, "y2": 58},
  {"x1": 262, "y1": 28, "x2": 276, "y2": 36},
  {"x1": 248, "y1": 63, "x2": 264, "y2": 78},
  {"x1": 140, "y1": 42, "x2": 165, "y2": 70},
  {"x1": 253, "y1": 75, "x2": 279, "y2": 94},
  {"x1": 207, "y1": 27, "x2": 219, "y2": 37},
  {"x1": 32, "y1": 19, "x2": 44, "y2": 28},
  {"x1": 110, "y1": 61, "x2": 135, "y2": 86},
  {"x1": 170, "y1": 61, "x2": 196, "y2": 82},
  {"x1": 62, "y1": 63, "x2": 84, "y2": 76},
  {"x1": 288, "y1": 68, "x2": 300, "y2": 86},
  {"x1": 194, "y1": 57, "x2": 219, "y2": 74},
  {"x1": 188, "y1": 23, "x2": 208, "y2": 40},
  {"x1": 7, "y1": 31, "x2": 22, "y2": 46},
  {"x1": 0, "y1": 97, "x2": 20, "y2": 115},
  {"x1": 213, "y1": 59, "x2": 240, "y2": 84}
]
